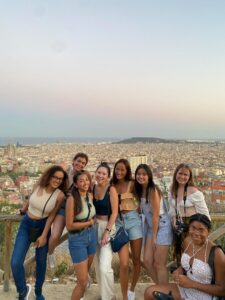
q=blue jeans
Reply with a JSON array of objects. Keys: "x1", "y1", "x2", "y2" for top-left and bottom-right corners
[{"x1": 11, "y1": 214, "x2": 50, "y2": 296}]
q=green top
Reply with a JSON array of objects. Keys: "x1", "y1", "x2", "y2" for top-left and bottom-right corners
[{"x1": 76, "y1": 195, "x2": 96, "y2": 221}]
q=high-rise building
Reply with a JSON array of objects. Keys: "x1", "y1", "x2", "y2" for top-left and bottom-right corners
[{"x1": 128, "y1": 155, "x2": 148, "y2": 174}]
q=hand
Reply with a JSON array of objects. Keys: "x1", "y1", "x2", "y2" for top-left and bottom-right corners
[
  {"x1": 35, "y1": 235, "x2": 47, "y2": 248},
  {"x1": 172, "y1": 267, "x2": 184, "y2": 281},
  {"x1": 177, "y1": 274, "x2": 193, "y2": 288},
  {"x1": 101, "y1": 231, "x2": 110, "y2": 246}
]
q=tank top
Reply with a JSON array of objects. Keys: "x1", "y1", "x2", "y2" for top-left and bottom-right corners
[
  {"x1": 118, "y1": 181, "x2": 139, "y2": 211},
  {"x1": 93, "y1": 185, "x2": 110, "y2": 216},
  {"x1": 28, "y1": 187, "x2": 61, "y2": 218},
  {"x1": 75, "y1": 194, "x2": 96, "y2": 221}
]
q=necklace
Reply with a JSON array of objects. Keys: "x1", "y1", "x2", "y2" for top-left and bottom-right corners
[{"x1": 189, "y1": 239, "x2": 208, "y2": 274}]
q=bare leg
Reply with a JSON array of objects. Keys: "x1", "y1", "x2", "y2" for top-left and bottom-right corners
[
  {"x1": 118, "y1": 243, "x2": 129, "y2": 300},
  {"x1": 48, "y1": 215, "x2": 65, "y2": 254},
  {"x1": 71, "y1": 255, "x2": 94, "y2": 300},
  {"x1": 143, "y1": 238, "x2": 158, "y2": 283},
  {"x1": 144, "y1": 283, "x2": 182, "y2": 300},
  {"x1": 154, "y1": 245, "x2": 169, "y2": 284},
  {"x1": 129, "y1": 238, "x2": 142, "y2": 291}
]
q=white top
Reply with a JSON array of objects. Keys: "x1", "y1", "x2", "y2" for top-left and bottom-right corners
[
  {"x1": 179, "y1": 246, "x2": 212, "y2": 300},
  {"x1": 169, "y1": 190, "x2": 211, "y2": 220},
  {"x1": 28, "y1": 187, "x2": 61, "y2": 218}
]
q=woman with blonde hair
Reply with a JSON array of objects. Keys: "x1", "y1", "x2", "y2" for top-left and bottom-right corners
[{"x1": 169, "y1": 163, "x2": 210, "y2": 265}]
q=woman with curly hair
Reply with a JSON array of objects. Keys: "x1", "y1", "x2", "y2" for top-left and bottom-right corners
[{"x1": 11, "y1": 165, "x2": 68, "y2": 300}]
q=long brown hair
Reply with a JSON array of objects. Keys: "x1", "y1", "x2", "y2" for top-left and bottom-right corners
[{"x1": 171, "y1": 163, "x2": 195, "y2": 198}]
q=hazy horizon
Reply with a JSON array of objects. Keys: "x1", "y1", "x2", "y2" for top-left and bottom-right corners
[{"x1": 1, "y1": 1, "x2": 225, "y2": 139}]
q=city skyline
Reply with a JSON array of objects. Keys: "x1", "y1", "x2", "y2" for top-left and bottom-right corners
[{"x1": 1, "y1": 1, "x2": 225, "y2": 139}]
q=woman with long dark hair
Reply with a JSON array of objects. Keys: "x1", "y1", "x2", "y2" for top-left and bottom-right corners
[
  {"x1": 112, "y1": 159, "x2": 142, "y2": 300},
  {"x1": 134, "y1": 164, "x2": 173, "y2": 285},
  {"x1": 66, "y1": 171, "x2": 96, "y2": 300},
  {"x1": 11, "y1": 165, "x2": 68, "y2": 300}
]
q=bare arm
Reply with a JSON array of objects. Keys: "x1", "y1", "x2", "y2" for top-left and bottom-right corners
[
  {"x1": 179, "y1": 247, "x2": 225, "y2": 296},
  {"x1": 36, "y1": 191, "x2": 65, "y2": 248},
  {"x1": 101, "y1": 186, "x2": 118, "y2": 245},
  {"x1": 150, "y1": 189, "x2": 161, "y2": 243},
  {"x1": 65, "y1": 195, "x2": 94, "y2": 232}
]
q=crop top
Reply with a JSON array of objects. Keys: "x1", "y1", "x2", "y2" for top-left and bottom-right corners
[
  {"x1": 118, "y1": 181, "x2": 138, "y2": 211},
  {"x1": 169, "y1": 190, "x2": 210, "y2": 220},
  {"x1": 93, "y1": 185, "x2": 110, "y2": 216},
  {"x1": 75, "y1": 194, "x2": 96, "y2": 221},
  {"x1": 28, "y1": 187, "x2": 61, "y2": 218}
]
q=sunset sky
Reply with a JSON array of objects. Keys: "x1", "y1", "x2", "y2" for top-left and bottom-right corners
[{"x1": 1, "y1": 1, "x2": 225, "y2": 139}]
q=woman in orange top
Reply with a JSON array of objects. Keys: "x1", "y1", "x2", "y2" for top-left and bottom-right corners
[{"x1": 112, "y1": 159, "x2": 143, "y2": 300}]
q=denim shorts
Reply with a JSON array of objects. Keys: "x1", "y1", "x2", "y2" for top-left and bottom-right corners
[
  {"x1": 116, "y1": 210, "x2": 143, "y2": 241},
  {"x1": 68, "y1": 225, "x2": 97, "y2": 264},
  {"x1": 144, "y1": 213, "x2": 173, "y2": 245}
]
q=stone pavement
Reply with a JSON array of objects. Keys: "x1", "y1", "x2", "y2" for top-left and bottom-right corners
[{"x1": 0, "y1": 282, "x2": 150, "y2": 300}]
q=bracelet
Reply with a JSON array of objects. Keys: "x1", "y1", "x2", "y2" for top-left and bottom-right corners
[{"x1": 105, "y1": 228, "x2": 111, "y2": 233}]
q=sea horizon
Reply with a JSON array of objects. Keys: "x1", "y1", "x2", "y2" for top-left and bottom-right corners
[{"x1": 0, "y1": 136, "x2": 225, "y2": 146}]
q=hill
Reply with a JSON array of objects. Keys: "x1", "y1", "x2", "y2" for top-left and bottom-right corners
[{"x1": 115, "y1": 137, "x2": 185, "y2": 144}]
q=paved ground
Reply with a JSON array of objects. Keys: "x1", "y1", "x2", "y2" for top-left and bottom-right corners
[{"x1": 0, "y1": 282, "x2": 150, "y2": 300}]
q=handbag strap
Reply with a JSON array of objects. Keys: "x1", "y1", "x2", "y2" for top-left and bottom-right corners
[
  {"x1": 175, "y1": 185, "x2": 187, "y2": 220},
  {"x1": 41, "y1": 190, "x2": 56, "y2": 217},
  {"x1": 84, "y1": 194, "x2": 92, "y2": 221}
]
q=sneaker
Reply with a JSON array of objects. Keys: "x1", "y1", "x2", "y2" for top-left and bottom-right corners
[
  {"x1": 128, "y1": 290, "x2": 135, "y2": 300},
  {"x1": 18, "y1": 283, "x2": 32, "y2": 300},
  {"x1": 48, "y1": 253, "x2": 56, "y2": 268}
]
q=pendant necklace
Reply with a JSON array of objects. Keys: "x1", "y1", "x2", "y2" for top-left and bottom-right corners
[{"x1": 189, "y1": 239, "x2": 208, "y2": 274}]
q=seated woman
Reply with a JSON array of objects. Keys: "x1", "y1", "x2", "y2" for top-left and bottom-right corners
[
  {"x1": 144, "y1": 213, "x2": 225, "y2": 300},
  {"x1": 11, "y1": 165, "x2": 68, "y2": 300},
  {"x1": 66, "y1": 171, "x2": 96, "y2": 300}
]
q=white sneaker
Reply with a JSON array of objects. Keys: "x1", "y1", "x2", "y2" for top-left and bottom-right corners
[
  {"x1": 48, "y1": 253, "x2": 56, "y2": 268},
  {"x1": 128, "y1": 290, "x2": 135, "y2": 300},
  {"x1": 25, "y1": 283, "x2": 32, "y2": 300}
]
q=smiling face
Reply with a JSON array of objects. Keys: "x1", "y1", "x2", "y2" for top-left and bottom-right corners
[
  {"x1": 189, "y1": 220, "x2": 209, "y2": 245},
  {"x1": 176, "y1": 167, "x2": 190, "y2": 186},
  {"x1": 50, "y1": 171, "x2": 64, "y2": 189},
  {"x1": 95, "y1": 166, "x2": 110, "y2": 185},
  {"x1": 74, "y1": 173, "x2": 90, "y2": 193},
  {"x1": 135, "y1": 168, "x2": 149, "y2": 186},
  {"x1": 114, "y1": 162, "x2": 127, "y2": 181},
  {"x1": 73, "y1": 156, "x2": 87, "y2": 172}
]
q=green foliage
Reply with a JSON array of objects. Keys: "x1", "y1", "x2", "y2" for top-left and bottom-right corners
[{"x1": 54, "y1": 261, "x2": 68, "y2": 277}]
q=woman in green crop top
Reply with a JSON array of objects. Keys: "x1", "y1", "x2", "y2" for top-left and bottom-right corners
[{"x1": 66, "y1": 171, "x2": 97, "y2": 300}]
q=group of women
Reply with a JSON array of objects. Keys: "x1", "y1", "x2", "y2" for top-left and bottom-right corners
[{"x1": 11, "y1": 154, "x2": 225, "y2": 300}]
